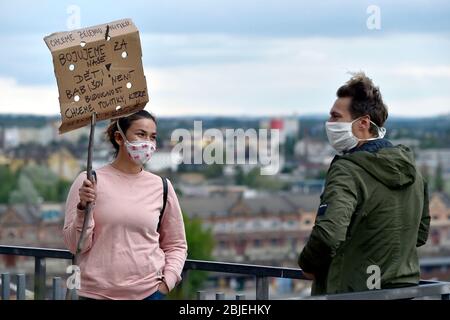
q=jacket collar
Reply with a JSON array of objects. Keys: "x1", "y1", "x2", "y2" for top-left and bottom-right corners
[
  {"x1": 344, "y1": 138, "x2": 393, "y2": 155},
  {"x1": 330, "y1": 138, "x2": 393, "y2": 165}
]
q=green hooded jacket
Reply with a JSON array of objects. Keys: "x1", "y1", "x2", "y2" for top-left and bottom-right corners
[{"x1": 298, "y1": 143, "x2": 430, "y2": 295}]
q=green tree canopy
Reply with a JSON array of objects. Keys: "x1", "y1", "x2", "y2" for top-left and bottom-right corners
[{"x1": 169, "y1": 213, "x2": 215, "y2": 299}]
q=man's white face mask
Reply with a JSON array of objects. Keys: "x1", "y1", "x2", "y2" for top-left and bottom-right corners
[{"x1": 325, "y1": 117, "x2": 386, "y2": 153}]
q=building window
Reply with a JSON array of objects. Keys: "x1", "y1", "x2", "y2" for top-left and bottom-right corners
[
  {"x1": 290, "y1": 238, "x2": 297, "y2": 248},
  {"x1": 253, "y1": 239, "x2": 261, "y2": 248},
  {"x1": 215, "y1": 223, "x2": 226, "y2": 232},
  {"x1": 236, "y1": 221, "x2": 245, "y2": 229},
  {"x1": 253, "y1": 221, "x2": 262, "y2": 229}
]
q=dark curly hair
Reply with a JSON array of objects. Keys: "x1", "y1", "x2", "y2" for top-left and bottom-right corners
[
  {"x1": 105, "y1": 110, "x2": 157, "y2": 158},
  {"x1": 337, "y1": 72, "x2": 388, "y2": 135}
]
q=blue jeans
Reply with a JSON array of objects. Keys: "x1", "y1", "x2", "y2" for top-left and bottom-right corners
[{"x1": 144, "y1": 290, "x2": 166, "y2": 300}]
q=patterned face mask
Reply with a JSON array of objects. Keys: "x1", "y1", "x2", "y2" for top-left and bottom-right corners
[{"x1": 117, "y1": 121, "x2": 156, "y2": 165}]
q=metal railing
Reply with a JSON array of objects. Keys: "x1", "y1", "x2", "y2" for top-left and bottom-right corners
[
  {"x1": 183, "y1": 259, "x2": 305, "y2": 299},
  {"x1": 299, "y1": 280, "x2": 450, "y2": 300},
  {"x1": 0, "y1": 245, "x2": 74, "y2": 300},
  {"x1": 1, "y1": 245, "x2": 450, "y2": 300}
]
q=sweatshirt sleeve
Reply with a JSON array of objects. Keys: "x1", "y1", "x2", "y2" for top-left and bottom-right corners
[
  {"x1": 298, "y1": 161, "x2": 358, "y2": 274},
  {"x1": 158, "y1": 179, "x2": 188, "y2": 291},
  {"x1": 63, "y1": 171, "x2": 96, "y2": 255}
]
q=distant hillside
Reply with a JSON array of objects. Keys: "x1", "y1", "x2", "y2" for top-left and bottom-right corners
[
  {"x1": 0, "y1": 113, "x2": 448, "y2": 148},
  {"x1": 0, "y1": 114, "x2": 60, "y2": 128}
]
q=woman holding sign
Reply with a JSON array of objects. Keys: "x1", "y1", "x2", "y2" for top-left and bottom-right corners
[{"x1": 63, "y1": 110, "x2": 188, "y2": 300}]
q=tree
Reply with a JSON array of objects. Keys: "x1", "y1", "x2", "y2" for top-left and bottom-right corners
[
  {"x1": 168, "y1": 213, "x2": 215, "y2": 300},
  {"x1": 435, "y1": 161, "x2": 444, "y2": 192},
  {"x1": 284, "y1": 136, "x2": 297, "y2": 160},
  {"x1": 203, "y1": 163, "x2": 223, "y2": 179},
  {"x1": 57, "y1": 179, "x2": 73, "y2": 202},
  {"x1": 235, "y1": 167, "x2": 285, "y2": 191},
  {"x1": 6, "y1": 164, "x2": 73, "y2": 204},
  {"x1": 20, "y1": 164, "x2": 60, "y2": 202},
  {"x1": 9, "y1": 174, "x2": 41, "y2": 205},
  {"x1": 0, "y1": 165, "x2": 17, "y2": 203},
  {"x1": 235, "y1": 166, "x2": 245, "y2": 185}
]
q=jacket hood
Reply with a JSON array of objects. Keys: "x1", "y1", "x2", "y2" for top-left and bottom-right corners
[{"x1": 341, "y1": 144, "x2": 417, "y2": 189}]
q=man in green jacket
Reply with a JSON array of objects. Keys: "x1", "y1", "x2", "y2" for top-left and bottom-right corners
[{"x1": 298, "y1": 72, "x2": 431, "y2": 295}]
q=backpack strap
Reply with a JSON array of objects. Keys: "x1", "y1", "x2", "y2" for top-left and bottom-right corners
[{"x1": 157, "y1": 177, "x2": 168, "y2": 232}]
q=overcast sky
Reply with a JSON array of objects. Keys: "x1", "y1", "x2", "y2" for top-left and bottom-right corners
[{"x1": 0, "y1": 0, "x2": 449, "y2": 117}]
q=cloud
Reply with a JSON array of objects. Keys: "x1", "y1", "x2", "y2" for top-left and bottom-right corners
[
  {"x1": 387, "y1": 96, "x2": 450, "y2": 117},
  {"x1": 390, "y1": 65, "x2": 450, "y2": 78},
  {"x1": 141, "y1": 33, "x2": 450, "y2": 117},
  {"x1": 0, "y1": 33, "x2": 449, "y2": 118},
  {"x1": 0, "y1": 77, "x2": 59, "y2": 115},
  {"x1": 1, "y1": 0, "x2": 450, "y2": 36}
]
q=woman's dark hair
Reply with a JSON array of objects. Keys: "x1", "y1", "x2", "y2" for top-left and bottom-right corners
[
  {"x1": 337, "y1": 72, "x2": 388, "y2": 135},
  {"x1": 105, "y1": 110, "x2": 157, "y2": 158}
]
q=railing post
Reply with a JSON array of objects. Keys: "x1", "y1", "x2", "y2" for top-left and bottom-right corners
[
  {"x1": 1, "y1": 273, "x2": 10, "y2": 300},
  {"x1": 197, "y1": 291, "x2": 206, "y2": 300},
  {"x1": 66, "y1": 256, "x2": 78, "y2": 300},
  {"x1": 52, "y1": 277, "x2": 63, "y2": 300},
  {"x1": 255, "y1": 276, "x2": 269, "y2": 300},
  {"x1": 34, "y1": 257, "x2": 46, "y2": 300},
  {"x1": 16, "y1": 274, "x2": 26, "y2": 300},
  {"x1": 216, "y1": 292, "x2": 225, "y2": 300},
  {"x1": 180, "y1": 269, "x2": 189, "y2": 299},
  {"x1": 66, "y1": 288, "x2": 78, "y2": 300}
]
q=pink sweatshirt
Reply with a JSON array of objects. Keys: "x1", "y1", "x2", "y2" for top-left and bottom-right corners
[{"x1": 63, "y1": 164, "x2": 188, "y2": 300}]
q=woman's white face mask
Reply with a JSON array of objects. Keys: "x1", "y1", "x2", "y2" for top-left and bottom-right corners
[
  {"x1": 325, "y1": 117, "x2": 386, "y2": 153},
  {"x1": 116, "y1": 121, "x2": 156, "y2": 165}
]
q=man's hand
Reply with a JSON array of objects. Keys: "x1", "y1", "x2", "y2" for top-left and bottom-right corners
[
  {"x1": 302, "y1": 271, "x2": 316, "y2": 280},
  {"x1": 158, "y1": 281, "x2": 169, "y2": 294}
]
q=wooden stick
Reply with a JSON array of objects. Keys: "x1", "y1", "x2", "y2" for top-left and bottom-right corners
[{"x1": 66, "y1": 112, "x2": 96, "y2": 300}]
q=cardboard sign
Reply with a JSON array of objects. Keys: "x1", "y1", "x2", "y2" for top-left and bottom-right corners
[{"x1": 44, "y1": 19, "x2": 149, "y2": 134}]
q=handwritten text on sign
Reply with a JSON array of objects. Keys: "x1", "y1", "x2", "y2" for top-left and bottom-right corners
[{"x1": 44, "y1": 19, "x2": 148, "y2": 134}]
